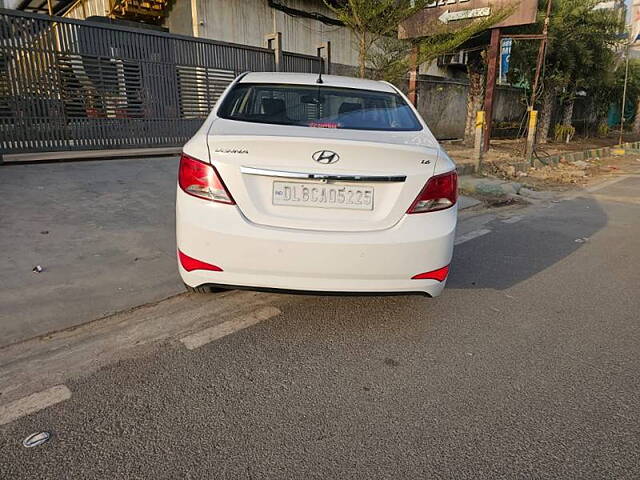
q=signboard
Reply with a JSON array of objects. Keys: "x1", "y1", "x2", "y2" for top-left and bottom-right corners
[
  {"x1": 399, "y1": 0, "x2": 539, "y2": 39},
  {"x1": 499, "y1": 37, "x2": 512, "y2": 84}
]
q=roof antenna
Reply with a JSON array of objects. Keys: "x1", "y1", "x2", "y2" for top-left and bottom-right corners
[
  {"x1": 317, "y1": 58, "x2": 324, "y2": 84},
  {"x1": 317, "y1": 21, "x2": 324, "y2": 84}
]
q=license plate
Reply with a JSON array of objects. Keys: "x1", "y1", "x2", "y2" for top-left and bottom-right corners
[{"x1": 272, "y1": 181, "x2": 374, "y2": 210}]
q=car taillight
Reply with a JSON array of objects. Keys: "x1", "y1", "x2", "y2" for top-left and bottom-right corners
[
  {"x1": 407, "y1": 171, "x2": 457, "y2": 214},
  {"x1": 178, "y1": 153, "x2": 235, "y2": 204},
  {"x1": 178, "y1": 250, "x2": 223, "y2": 272},
  {"x1": 412, "y1": 265, "x2": 449, "y2": 281}
]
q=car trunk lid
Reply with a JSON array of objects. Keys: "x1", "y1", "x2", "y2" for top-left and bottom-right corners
[{"x1": 207, "y1": 121, "x2": 438, "y2": 232}]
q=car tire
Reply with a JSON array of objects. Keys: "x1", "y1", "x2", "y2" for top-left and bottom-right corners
[{"x1": 184, "y1": 283, "x2": 227, "y2": 294}]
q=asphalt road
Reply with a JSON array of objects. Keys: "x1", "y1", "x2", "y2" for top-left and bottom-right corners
[{"x1": 1, "y1": 175, "x2": 639, "y2": 479}]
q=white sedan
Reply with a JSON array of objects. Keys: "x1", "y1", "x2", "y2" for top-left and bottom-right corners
[{"x1": 176, "y1": 72, "x2": 457, "y2": 297}]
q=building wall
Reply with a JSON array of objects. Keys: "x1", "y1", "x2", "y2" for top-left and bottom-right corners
[
  {"x1": 166, "y1": 0, "x2": 359, "y2": 66},
  {"x1": 165, "y1": 0, "x2": 194, "y2": 37},
  {"x1": 419, "y1": 59, "x2": 458, "y2": 79},
  {"x1": 416, "y1": 77, "x2": 527, "y2": 140},
  {"x1": 417, "y1": 79, "x2": 468, "y2": 139},
  {"x1": 56, "y1": 0, "x2": 449, "y2": 74}
]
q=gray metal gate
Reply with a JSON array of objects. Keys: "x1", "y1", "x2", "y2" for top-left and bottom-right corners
[{"x1": 0, "y1": 9, "x2": 323, "y2": 155}]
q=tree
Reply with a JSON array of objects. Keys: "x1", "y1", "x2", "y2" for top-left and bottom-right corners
[
  {"x1": 560, "y1": 5, "x2": 622, "y2": 131},
  {"x1": 508, "y1": 0, "x2": 623, "y2": 143},
  {"x1": 590, "y1": 56, "x2": 640, "y2": 137},
  {"x1": 417, "y1": 13, "x2": 510, "y2": 67},
  {"x1": 366, "y1": 36, "x2": 415, "y2": 84},
  {"x1": 323, "y1": 0, "x2": 432, "y2": 79},
  {"x1": 455, "y1": 28, "x2": 515, "y2": 146},
  {"x1": 630, "y1": 60, "x2": 640, "y2": 136},
  {"x1": 463, "y1": 50, "x2": 487, "y2": 146},
  {"x1": 325, "y1": 0, "x2": 509, "y2": 82},
  {"x1": 415, "y1": 14, "x2": 512, "y2": 146}
]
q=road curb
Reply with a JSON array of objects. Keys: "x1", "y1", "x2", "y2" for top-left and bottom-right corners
[{"x1": 459, "y1": 176, "x2": 522, "y2": 198}]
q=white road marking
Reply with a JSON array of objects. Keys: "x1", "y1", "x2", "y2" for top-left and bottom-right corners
[
  {"x1": 502, "y1": 215, "x2": 523, "y2": 224},
  {"x1": 0, "y1": 385, "x2": 71, "y2": 426},
  {"x1": 180, "y1": 306, "x2": 282, "y2": 350},
  {"x1": 454, "y1": 228, "x2": 491, "y2": 245}
]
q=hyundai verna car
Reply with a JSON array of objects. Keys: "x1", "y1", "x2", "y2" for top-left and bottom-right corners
[{"x1": 176, "y1": 72, "x2": 457, "y2": 297}]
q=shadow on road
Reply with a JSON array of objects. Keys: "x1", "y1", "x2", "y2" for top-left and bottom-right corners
[{"x1": 447, "y1": 196, "x2": 608, "y2": 291}]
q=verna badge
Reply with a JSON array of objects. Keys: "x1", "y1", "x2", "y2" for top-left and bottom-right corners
[{"x1": 312, "y1": 150, "x2": 340, "y2": 164}]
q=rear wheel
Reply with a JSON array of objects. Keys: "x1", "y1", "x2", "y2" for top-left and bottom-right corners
[{"x1": 184, "y1": 283, "x2": 227, "y2": 294}]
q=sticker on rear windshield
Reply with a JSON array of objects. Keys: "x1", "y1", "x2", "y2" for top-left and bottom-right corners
[{"x1": 308, "y1": 122, "x2": 339, "y2": 129}]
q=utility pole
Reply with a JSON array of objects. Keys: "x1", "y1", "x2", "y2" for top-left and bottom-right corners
[
  {"x1": 529, "y1": 0, "x2": 552, "y2": 110},
  {"x1": 408, "y1": 44, "x2": 419, "y2": 107},
  {"x1": 619, "y1": 41, "x2": 631, "y2": 146},
  {"x1": 482, "y1": 27, "x2": 501, "y2": 153},
  {"x1": 525, "y1": 0, "x2": 553, "y2": 164}
]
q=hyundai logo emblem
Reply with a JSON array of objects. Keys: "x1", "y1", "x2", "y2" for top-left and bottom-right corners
[{"x1": 312, "y1": 150, "x2": 340, "y2": 164}]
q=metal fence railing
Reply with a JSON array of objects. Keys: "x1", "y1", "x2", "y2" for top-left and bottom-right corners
[
  {"x1": 0, "y1": 8, "x2": 323, "y2": 155},
  {"x1": 282, "y1": 52, "x2": 322, "y2": 75}
]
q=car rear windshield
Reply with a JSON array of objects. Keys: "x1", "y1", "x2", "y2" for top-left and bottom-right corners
[{"x1": 217, "y1": 83, "x2": 422, "y2": 131}]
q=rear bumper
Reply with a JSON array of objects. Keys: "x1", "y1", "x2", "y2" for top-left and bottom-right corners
[
  {"x1": 176, "y1": 190, "x2": 457, "y2": 296},
  {"x1": 188, "y1": 283, "x2": 434, "y2": 297}
]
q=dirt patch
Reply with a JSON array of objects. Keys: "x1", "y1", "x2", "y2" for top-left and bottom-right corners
[
  {"x1": 484, "y1": 196, "x2": 523, "y2": 208},
  {"x1": 444, "y1": 135, "x2": 640, "y2": 167},
  {"x1": 483, "y1": 153, "x2": 639, "y2": 190}
]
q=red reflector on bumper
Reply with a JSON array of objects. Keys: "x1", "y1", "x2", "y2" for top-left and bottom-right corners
[
  {"x1": 178, "y1": 250, "x2": 223, "y2": 272},
  {"x1": 411, "y1": 265, "x2": 449, "y2": 282}
]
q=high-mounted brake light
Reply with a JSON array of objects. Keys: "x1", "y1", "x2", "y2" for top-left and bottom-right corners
[
  {"x1": 412, "y1": 265, "x2": 449, "y2": 282},
  {"x1": 178, "y1": 153, "x2": 235, "y2": 204},
  {"x1": 407, "y1": 171, "x2": 457, "y2": 214},
  {"x1": 178, "y1": 250, "x2": 223, "y2": 272}
]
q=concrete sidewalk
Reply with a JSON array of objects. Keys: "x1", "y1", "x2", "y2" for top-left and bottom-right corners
[{"x1": 0, "y1": 157, "x2": 183, "y2": 348}]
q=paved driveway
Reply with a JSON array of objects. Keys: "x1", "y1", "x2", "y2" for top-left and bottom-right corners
[{"x1": 0, "y1": 156, "x2": 182, "y2": 347}]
